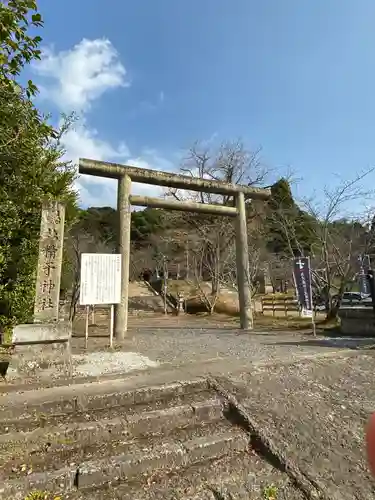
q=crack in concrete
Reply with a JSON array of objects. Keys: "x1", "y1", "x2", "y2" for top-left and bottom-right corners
[{"x1": 208, "y1": 376, "x2": 327, "y2": 500}]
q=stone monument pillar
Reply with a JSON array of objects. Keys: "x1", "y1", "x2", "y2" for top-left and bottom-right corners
[
  {"x1": 8, "y1": 201, "x2": 72, "y2": 381},
  {"x1": 34, "y1": 201, "x2": 65, "y2": 323}
]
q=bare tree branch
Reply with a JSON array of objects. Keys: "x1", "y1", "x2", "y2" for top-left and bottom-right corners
[{"x1": 271, "y1": 169, "x2": 375, "y2": 318}]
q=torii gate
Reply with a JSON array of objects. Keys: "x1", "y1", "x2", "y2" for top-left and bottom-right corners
[{"x1": 79, "y1": 158, "x2": 271, "y2": 339}]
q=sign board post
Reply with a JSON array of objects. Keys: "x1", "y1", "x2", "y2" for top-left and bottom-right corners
[
  {"x1": 292, "y1": 256, "x2": 316, "y2": 336},
  {"x1": 85, "y1": 305, "x2": 89, "y2": 349},
  {"x1": 80, "y1": 253, "x2": 122, "y2": 348},
  {"x1": 110, "y1": 305, "x2": 115, "y2": 348}
]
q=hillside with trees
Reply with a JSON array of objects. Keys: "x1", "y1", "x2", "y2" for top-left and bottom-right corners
[
  {"x1": 1, "y1": 0, "x2": 374, "y2": 333},
  {"x1": 66, "y1": 153, "x2": 375, "y2": 320}
]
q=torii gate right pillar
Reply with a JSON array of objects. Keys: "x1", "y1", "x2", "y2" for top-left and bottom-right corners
[
  {"x1": 115, "y1": 174, "x2": 132, "y2": 341},
  {"x1": 235, "y1": 192, "x2": 253, "y2": 330}
]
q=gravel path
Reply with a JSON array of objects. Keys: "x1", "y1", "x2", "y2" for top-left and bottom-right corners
[
  {"x1": 74, "y1": 326, "x2": 372, "y2": 368},
  {"x1": 5, "y1": 310, "x2": 375, "y2": 385}
]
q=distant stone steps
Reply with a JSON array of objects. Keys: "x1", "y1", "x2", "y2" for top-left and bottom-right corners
[{"x1": 74, "y1": 281, "x2": 172, "y2": 317}]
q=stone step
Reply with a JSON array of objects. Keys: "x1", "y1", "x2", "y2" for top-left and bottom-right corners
[
  {"x1": 1, "y1": 428, "x2": 248, "y2": 499},
  {"x1": 0, "y1": 374, "x2": 308, "y2": 500},
  {"x1": 0, "y1": 399, "x2": 223, "y2": 472},
  {"x1": 43, "y1": 448, "x2": 303, "y2": 500},
  {"x1": 2, "y1": 419, "x2": 233, "y2": 481},
  {"x1": 0, "y1": 379, "x2": 211, "y2": 432}
]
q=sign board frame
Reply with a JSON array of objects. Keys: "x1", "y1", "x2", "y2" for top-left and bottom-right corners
[
  {"x1": 79, "y1": 253, "x2": 122, "y2": 348},
  {"x1": 80, "y1": 253, "x2": 122, "y2": 306}
]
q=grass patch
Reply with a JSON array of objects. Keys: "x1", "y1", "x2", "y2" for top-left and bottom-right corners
[
  {"x1": 24, "y1": 492, "x2": 62, "y2": 500},
  {"x1": 263, "y1": 484, "x2": 278, "y2": 499}
]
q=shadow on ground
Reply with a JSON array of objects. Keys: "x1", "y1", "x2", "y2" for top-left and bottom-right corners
[{"x1": 268, "y1": 335, "x2": 375, "y2": 350}]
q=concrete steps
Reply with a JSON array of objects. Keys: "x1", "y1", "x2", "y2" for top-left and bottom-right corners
[
  {"x1": 60, "y1": 452, "x2": 303, "y2": 500},
  {"x1": 0, "y1": 379, "x2": 212, "y2": 431},
  {"x1": 0, "y1": 377, "x2": 303, "y2": 500},
  {"x1": 0, "y1": 404, "x2": 225, "y2": 477}
]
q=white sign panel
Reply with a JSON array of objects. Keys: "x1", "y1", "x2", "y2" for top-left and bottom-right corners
[
  {"x1": 301, "y1": 308, "x2": 313, "y2": 318},
  {"x1": 80, "y1": 253, "x2": 122, "y2": 306}
]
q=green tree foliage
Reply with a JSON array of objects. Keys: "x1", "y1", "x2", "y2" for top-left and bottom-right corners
[
  {"x1": 0, "y1": 1, "x2": 77, "y2": 332},
  {"x1": 266, "y1": 178, "x2": 316, "y2": 256},
  {"x1": 0, "y1": 0, "x2": 42, "y2": 96},
  {"x1": 131, "y1": 208, "x2": 164, "y2": 243},
  {"x1": 72, "y1": 206, "x2": 165, "y2": 246},
  {"x1": 77, "y1": 207, "x2": 118, "y2": 244}
]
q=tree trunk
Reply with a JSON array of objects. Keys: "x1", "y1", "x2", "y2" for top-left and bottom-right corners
[
  {"x1": 325, "y1": 307, "x2": 339, "y2": 321},
  {"x1": 211, "y1": 274, "x2": 220, "y2": 296},
  {"x1": 325, "y1": 296, "x2": 341, "y2": 321}
]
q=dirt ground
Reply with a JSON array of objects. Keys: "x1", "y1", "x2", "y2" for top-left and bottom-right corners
[
  {"x1": 1, "y1": 313, "x2": 375, "y2": 497},
  {"x1": 219, "y1": 351, "x2": 375, "y2": 499}
]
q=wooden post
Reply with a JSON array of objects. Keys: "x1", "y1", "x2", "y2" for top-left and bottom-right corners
[{"x1": 235, "y1": 192, "x2": 253, "y2": 330}]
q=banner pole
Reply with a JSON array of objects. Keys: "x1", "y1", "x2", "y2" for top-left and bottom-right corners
[
  {"x1": 312, "y1": 312, "x2": 316, "y2": 337},
  {"x1": 307, "y1": 257, "x2": 316, "y2": 337}
]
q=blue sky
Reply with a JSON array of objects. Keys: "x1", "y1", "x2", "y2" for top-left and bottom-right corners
[{"x1": 31, "y1": 0, "x2": 375, "y2": 211}]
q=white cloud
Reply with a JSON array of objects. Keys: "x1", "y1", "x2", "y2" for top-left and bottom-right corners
[
  {"x1": 34, "y1": 38, "x2": 128, "y2": 112},
  {"x1": 34, "y1": 38, "x2": 175, "y2": 207},
  {"x1": 62, "y1": 121, "x2": 129, "y2": 161},
  {"x1": 60, "y1": 120, "x2": 127, "y2": 207},
  {"x1": 61, "y1": 120, "x2": 174, "y2": 208}
]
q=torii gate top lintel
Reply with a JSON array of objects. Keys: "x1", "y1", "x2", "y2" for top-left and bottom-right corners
[{"x1": 79, "y1": 158, "x2": 271, "y2": 200}]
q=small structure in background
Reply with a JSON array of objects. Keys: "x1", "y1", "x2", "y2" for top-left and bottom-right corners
[
  {"x1": 338, "y1": 269, "x2": 375, "y2": 336},
  {"x1": 257, "y1": 268, "x2": 274, "y2": 294},
  {"x1": 177, "y1": 292, "x2": 185, "y2": 315}
]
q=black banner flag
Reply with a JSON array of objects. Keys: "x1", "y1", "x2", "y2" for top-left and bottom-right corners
[
  {"x1": 292, "y1": 257, "x2": 313, "y2": 317},
  {"x1": 358, "y1": 255, "x2": 371, "y2": 296}
]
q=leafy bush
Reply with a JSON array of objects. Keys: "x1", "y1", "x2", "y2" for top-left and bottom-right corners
[{"x1": 0, "y1": 1, "x2": 77, "y2": 332}]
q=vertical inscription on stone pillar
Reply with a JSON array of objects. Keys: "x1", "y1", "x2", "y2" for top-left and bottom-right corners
[{"x1": 34, "y1": 201, "x2": 65, "y2": 323}]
